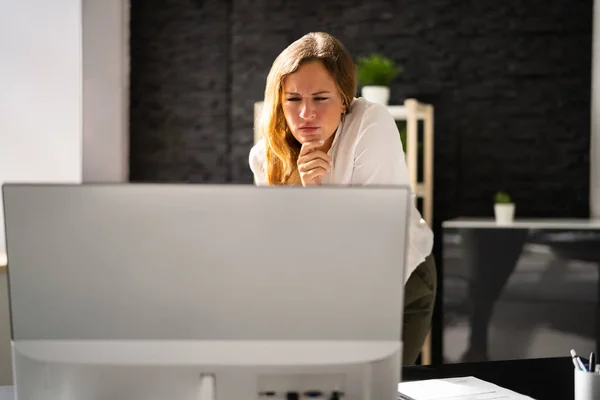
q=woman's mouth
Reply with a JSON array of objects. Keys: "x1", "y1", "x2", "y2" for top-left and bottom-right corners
[{"x1": 299, "y1": 126, "x2": 319, "y2": 135}]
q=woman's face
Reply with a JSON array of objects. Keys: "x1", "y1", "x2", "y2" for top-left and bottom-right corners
[{"x1": 281, "y1": 60, "x2": 346, "y2": 148}]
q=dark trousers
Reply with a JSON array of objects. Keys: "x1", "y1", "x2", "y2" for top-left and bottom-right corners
[{"x1": 402, "y1": 254, "x2": 437, "y2": 365}]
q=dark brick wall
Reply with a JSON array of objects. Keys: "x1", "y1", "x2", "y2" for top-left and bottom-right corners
[
  {"x1": 130, "y1": 0, "x2": 593, "y2": 218},
  {"x1": 129, "y1": 0, "x2": 231, "y2": 183}
]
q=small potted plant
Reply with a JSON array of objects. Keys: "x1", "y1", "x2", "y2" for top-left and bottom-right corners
[
  {"x1": 494, "y1": 191, "x2": 515, "y2": 225},
  {"x1": 356, "y1": 53, "x2": 403, "y2": 105}
]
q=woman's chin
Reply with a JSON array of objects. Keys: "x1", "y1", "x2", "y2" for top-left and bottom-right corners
[{"x1": 297, "y1": 134, "x2": 322, "y2": 143}]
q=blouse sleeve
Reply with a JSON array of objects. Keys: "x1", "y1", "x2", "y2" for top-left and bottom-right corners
[
  {"x1": 249, "y1": 139, "x2": 268, "y2": 185},
  {"x1": 350, "y1": 103, "x2": 409, "y2": 186}
]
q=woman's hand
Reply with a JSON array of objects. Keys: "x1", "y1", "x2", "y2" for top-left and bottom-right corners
[{"x1": 297, "y1": 140, "x2": 331, "y2": 186}]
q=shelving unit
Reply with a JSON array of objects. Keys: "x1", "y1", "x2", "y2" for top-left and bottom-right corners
[
  {"x1": 253, "y1": 99, "x2": 435, "y2": 364},
  {"x1": 388, "y1": 99, "x2": 434, "y2": 365},
  {"x1": 391, "y1": 98, "x2": 435, "y2": 366},
  {"x1": 253, "y1": 99, "x2": 434, "y2": 226},
  {"x1": 389, "y1": 98, "x2": 434, "y2": 227}
]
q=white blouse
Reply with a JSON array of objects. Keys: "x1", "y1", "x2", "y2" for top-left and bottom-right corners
[{"x1": 249, "y1": 97, "x2": 434, "y2": 283}]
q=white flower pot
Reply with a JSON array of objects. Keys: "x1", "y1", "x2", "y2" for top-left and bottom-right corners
[
  {"x1": 494, "y1": 203, "x2": 515, "y2": 225},
  {"x1": 361, "y1": 86, "x2": 390, "y2": 105}
]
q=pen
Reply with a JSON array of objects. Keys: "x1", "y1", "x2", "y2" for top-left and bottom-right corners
[
  {"x1": 589, "y1": 352, "x2": 596, "y2": 372},
  {"x1": 571, "y1": 349, "x2": 587, "y2": 371}
]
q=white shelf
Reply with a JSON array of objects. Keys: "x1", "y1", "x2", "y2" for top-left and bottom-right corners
[
  {"x1": 442, "y1": 218, "x2": 600, "y2": 230},
  {"x1": 414, "y1": 183, "x2": 426, "y2": 198},
  {"x1": 389, "y1": 99, "x2": 434, "y2": 227},
  {"x1": 387, "y1": 105, "x2": 428, "y2": 120},
  {"x1": 392, "y1": 98, "x2": 434, "y2": 366}
]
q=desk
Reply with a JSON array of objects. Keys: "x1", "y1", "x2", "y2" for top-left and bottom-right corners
[
  {"x1": 0, "y1": 358, "x2": 573, "y2": 400},
  {"x1": 442, "y1": 218, "x2": 600, "y2": 363},
  {"x1": 403, "y1": 357, "x2": 574, "y2": 400}
]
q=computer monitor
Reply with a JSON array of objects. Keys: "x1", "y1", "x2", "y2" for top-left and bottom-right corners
[{"x1": 2, "y1": 184, "x2": 411, "y2": 400}]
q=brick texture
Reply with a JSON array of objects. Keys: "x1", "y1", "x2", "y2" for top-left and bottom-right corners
[
  {"x1": 130, "y1": 0, "x2": 592, "y2": 217},
  {"x1": 129, "y1": 0, "x2": 231, "y2": 183}
]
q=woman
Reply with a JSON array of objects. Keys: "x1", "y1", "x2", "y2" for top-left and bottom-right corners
[{"x1": 248, "y1": 31, "x2": 436, "y2": 365}]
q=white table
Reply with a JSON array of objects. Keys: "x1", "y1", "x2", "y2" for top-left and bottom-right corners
[
  {"x1": 442, "y1": 217, "x2": 600, "y2": 362},
  {"x1": 442, "y1": 217, "x2": 600, "y2": 230}
]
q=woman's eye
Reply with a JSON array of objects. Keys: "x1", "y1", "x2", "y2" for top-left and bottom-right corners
[
  {"x1": 314, "y1": 97, "x2": 328, "y2": 101},
  {"x1": 286, "y1": 97, "x2": 300, "y2": 101}
]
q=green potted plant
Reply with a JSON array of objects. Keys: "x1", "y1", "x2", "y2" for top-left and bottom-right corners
[
  {"x1": 494, "y1": 191, "x2": 515, "y2": 224},
  {"x1": 356, "y1": 53, "x2": 403, "y2": 105}
]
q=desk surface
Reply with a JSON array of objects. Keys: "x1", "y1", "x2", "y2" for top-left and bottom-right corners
[
  {"x1": 443, "y1": 217, "x2": 600, "y2": 229},
  {"x1": 0, "y1": 358, "x2": 574, "y2": 400},
  {"x1": 403, "y1": 357, "x2": 574, "y2": 400}
]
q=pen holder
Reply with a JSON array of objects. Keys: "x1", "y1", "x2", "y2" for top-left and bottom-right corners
[{"x1": 575, "y1": 368, "x2": 600, "y2": 400}]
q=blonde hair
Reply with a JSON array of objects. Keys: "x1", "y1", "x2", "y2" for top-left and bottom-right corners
[{"x1": 258, "y1": 32, "x2": 357, "y2": 185}]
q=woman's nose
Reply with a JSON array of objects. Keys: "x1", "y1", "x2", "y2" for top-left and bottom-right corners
[{"x1": 299, "y1": 102, "x2": 315, "y2": 119}]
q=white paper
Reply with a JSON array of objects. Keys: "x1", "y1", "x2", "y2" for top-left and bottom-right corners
[
  {"x1": 0, "y1": 386, "x2": 13, "y2": 400},
  {"x1": 398, "y1": 376, "x2": 534, "y2": 400}
]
